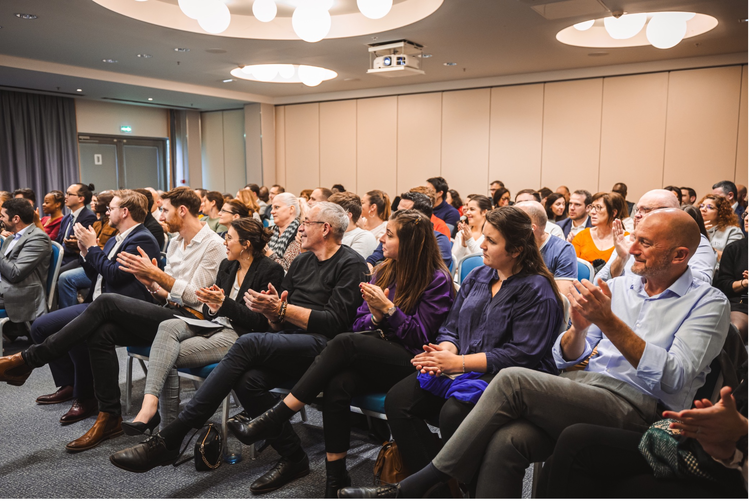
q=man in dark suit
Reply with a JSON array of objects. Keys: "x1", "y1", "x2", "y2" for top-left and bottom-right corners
[
  {"x1": 30, "y1": 190, "x2": 160, "y2": 424},
  {"x1": 556, "y1": 190, "x2": 593, "y2": 240},
  {"x1": 0, "y1": 198, "x2": 52, "y2": 325},
  {"x1": 134, "y1": 188, "x2": 165, "y2": 249},
  {"x1": 57, "y1": 183, "x2": 98, "y2": 267}
]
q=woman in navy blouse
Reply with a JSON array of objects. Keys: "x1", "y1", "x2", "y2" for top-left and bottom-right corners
[
  {"x1": 231, "y1": 209, "x2": 455, "y2": 497},
  {"x1": 384, "y1": 205, "x2": 565, "y2": 493}
]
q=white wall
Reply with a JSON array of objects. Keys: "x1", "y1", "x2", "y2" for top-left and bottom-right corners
[
  {"x1": 275, "y1": 65, "x2": 749, "y2": 202},
  {"x1": 200, "y1": 109, "x2": 246, "y2": 192},
  {"x1": 75, "y1": 99, "x2": 168, "y2": 137}
]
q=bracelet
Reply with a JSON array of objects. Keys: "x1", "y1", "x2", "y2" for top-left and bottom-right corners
[
  {"x1": 371, "y1": 314, "x2": 381, "y2": 326},
  {"x1": 148, "y1": 283, "x2": 161, "y2": 294},
  {"x1": 462, "y1": 354, "x2": 466, "y2": 373},
  {"x1": 277, "y1": 301, "x2": 288, "y2": 324},
  {"x1": 743, "y1": 279, "x2": 748, "y2": 289}
]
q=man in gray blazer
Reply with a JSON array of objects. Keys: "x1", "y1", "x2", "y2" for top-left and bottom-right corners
[{"x1": 0, "y1": 198, "x2": 52, "y2": 324}]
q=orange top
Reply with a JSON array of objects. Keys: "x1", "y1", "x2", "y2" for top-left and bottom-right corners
[
  {"x1": 571, "y1": 227, "x2": 628, "y2": 264},
  {"x1": 431, "y1": 215, "x2": 451, "y2": 238}
]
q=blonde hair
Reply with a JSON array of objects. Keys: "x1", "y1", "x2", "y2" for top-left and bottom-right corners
[{"x1": 236, "y1": 189, "x2": 260, "y2": 214}]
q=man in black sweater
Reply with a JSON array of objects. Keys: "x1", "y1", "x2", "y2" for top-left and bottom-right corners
[{"x1": 110, "y1": 202, "x2": 368, "y2": 493}]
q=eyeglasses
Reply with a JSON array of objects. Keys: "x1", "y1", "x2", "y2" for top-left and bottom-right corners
[
  {"x1": 301, "y1": 220, "x2": 326, "y2": 228},
  {"x1": 634, "y1": 206, "x2": 668, "y2": 216},
  {"x1": 106, "y1": 205, "x2": 121, "y2": 212},
  {"x1": 588, "y1": 204, "x2": 606, "y2": 213},
  {"x1": 219, "y1": 208, "x2": 237, "y2": 215},
  {"x1": 698, "y1": 204, "x2": 716, "y2": 211},
  {"x1": 65, "y1": 191, "x2": 79, "y2": 197}
]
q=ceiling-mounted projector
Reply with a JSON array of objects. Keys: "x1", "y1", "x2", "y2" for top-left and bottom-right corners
[{"x1": 367, "y1": 40, "x2": 425, "y2": 78}]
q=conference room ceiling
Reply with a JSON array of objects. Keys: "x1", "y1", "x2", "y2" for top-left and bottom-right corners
[{"x1": 0, "y1": 0, "x2": 746, "y2": 110}]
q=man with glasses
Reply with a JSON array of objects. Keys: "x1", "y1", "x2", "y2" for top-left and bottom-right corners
[
  {"x1": 109, "y1": 202, "x2": 368, "y2": 494},
  {"x1": 596, "y1": 189, "x2": 716, "y2": 283},
  {"x1": 556, "y1": 190, "x2": 593, "y2": 240},
  {"x1": 57, "y1": 183, "x2": 98, "y2": 267},
  {"x1": 0, "y1": 187, "x2": 225, "y2": 452},
  {"x1": 28, "y1": 190, "x2": 161, "y2": 425}
]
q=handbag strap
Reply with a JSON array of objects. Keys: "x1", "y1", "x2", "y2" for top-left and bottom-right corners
[
  {"x1": 172, "y1": 427, "x2": 203, "y2": 467},
  {"x1": 198, "y1": 426, "x2": 222, "y2": 470}
]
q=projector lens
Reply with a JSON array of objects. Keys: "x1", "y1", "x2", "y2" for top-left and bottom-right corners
[{"x1": 383, "y1": 56, "x2": 392, "y2": 66}]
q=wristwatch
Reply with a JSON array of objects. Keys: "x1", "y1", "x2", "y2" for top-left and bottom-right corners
[{"x1": 384, "y1": 306, "x2": 397, "y2": 319}]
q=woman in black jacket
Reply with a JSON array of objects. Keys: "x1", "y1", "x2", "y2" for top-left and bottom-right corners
[
  {"x1": 714, "y1": 211, "x2": 748, "y2": 343},
  {"x1": 122, "y1": 218, "x2": 284, "y2": 435}
]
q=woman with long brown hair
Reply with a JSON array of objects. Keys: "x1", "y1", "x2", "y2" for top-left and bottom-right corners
[{"x1": 230, "y1": 209, "x2": 455, "y2": 497}]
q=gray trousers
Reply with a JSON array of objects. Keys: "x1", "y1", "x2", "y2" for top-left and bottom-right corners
[
  {"x1": 432, "y1": 367, "x2": 661, "y2": 498},
  {"x1": 144, "y1": 318, "x2": 238, "y2": 426}
]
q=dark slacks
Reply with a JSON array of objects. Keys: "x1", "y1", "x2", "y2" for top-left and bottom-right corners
[
  {"x1": 178, "y1": 331, "x2": 329, "y2": 459},
  {"x1": 290, "y1": 331, "x2": 416, "y2": 453},
  {"x1": 539, "y1": 423, "x2": 747, "y2": 498},
  {"x1": 24, "y1": 293, "x2": 190, "y2": 415},
  {"x1": 29, "y1": 303, "x2": 94, "y2": 399},
  {"x1": 384, "y1": 371, "x2": 494, "y2": 475}
]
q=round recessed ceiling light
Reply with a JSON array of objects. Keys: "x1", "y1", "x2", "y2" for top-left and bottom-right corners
[
  {"x1": 148, "y1": 98, "x2": 154, "y2": 101},
  {"x1": 231, "y1": 64, "x2": 337, "y2": 87},
  {"x1": 557, "y1": 12, "x2": 717, "y2": 49},
  {"x1": 174, "y1": 47, "x2": 190, "y2": 52},
  {"x1": 444, "y1": 62, "x2": 456, "y2": 66},
  {"x1": 14, "y1": 13, "x2": 38, "y2": 20},
  {"x1": 76, "y1": 89, "x2": 83, "y2": 92},
  {"x1": 102, "y1": 59, "x2": 118, "y2": 63}
]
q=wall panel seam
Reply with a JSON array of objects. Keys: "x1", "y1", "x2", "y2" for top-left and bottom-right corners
[
  {"x1": 661, "y1": 73, "x2": 671, "y2": 187},
  {"x1": 596, "y1": 79, "x2": 603, "y2": 192},
  {"x1": 732, "y1": 66, "x2": 745, "y2": 182}
]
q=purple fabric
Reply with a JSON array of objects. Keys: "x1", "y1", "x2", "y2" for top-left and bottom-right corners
[
  {"x1": 351, "y1": 270, "x2": 454, "y2": 355},
  {"x1": 417, "y1": 372, "x2": 489, "y2": 404}
]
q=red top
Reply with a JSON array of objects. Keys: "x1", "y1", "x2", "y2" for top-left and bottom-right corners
[
  {"x1": 41, "y1": 215, "x2": 63, "y2": 240},
  {"x1": 431, "y1": 215, "x2": 451, "y2": 238}
]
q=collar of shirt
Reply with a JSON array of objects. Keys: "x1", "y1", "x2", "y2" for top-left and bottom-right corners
[
  {"x1": 173, "y1": 221, "x2": 210, "y2": 248},
  {"x1": 115, "y1": 223, "x2": 140, "y2": 243},
  {"x1": 633, "y1": 267, "x2": 693, "y2": 300},
  {"x1": 572, "y1": 216, "x2": 589, "y2": 229},
  {"x1": 13, "y1": 225, "x2": 30, "y2": 239},
  {"x1": 70, "y1": 206, "x2": 84, "y2": 222}
]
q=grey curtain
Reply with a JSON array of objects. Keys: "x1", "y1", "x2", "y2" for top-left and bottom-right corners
[{"x1": 0, "y1": 90, "x2": 79, "y2": 207}]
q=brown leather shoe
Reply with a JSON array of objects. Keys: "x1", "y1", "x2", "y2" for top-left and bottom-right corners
[
  {"x1": 60, "y1": 398, "x2": 98, "y2": 425},
  {"x1": 65, "y1": 412, "x2": 123, "y2": 452},
  {"x1": 0, "y1": 352, "x2": 33, "y2": 386},
  {"x1": 37, "y1": 385, "x2": 74, "y2": 405}
]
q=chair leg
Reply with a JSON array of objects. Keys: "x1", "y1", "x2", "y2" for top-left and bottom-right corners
[
  {"x1": 531, "y1": 461, "x2": 543, "y2": 498},
  {"x1": 0, "y1": 317, "x2": 9, "y2": 355},
  {"x1": 126, "y1": 356, "x2": 133, "y2": 414},
  {"x1": 299, "y1": 405, "x2": 308, "y2": 423},
  {"x1": 137, "y1": 359, "x2": 148, "y2": 376},
  {"x1": 221, "y1": 395, "x2": 229, "y2": 451}
]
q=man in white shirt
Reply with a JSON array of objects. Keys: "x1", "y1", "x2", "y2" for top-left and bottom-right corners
[
  {"x1": 0, "y1": 187, "x2": 225, "y2": 453},
  {"x1": 330, "y1": 191, "x2": 378, "y2": 259},
  {"x1": 29, "y1": 190, "x2": 161, "y2": 425},
  {"x1": 515, "y1": 189, "x2": 565, "y2": 240}
]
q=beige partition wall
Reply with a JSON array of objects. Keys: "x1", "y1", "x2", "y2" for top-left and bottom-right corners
[
  {"x1": 664, "y1": 66, "x2": 743, "y2": 195},
  {"x1": 357, "y1": 97, "x2": 398, "y2": 197},
  {"x1": 397, "y1": 93, "x2": 442, "y2": 194},
  {"x1": 489, "y1": 84, "x2": 544, "y2": 194},
  {"x1": 599, "y1": 73, "x2": 669, "y2": 202},
  {"x1": 275, "y1": 64, "x2": 747, "y2": 204},
  {"x1": 200, "y1": 109, "x2": 245, "y2": 192},
  {"x1": 200, "y1": 111, "x2": 225, "y2": 191}
]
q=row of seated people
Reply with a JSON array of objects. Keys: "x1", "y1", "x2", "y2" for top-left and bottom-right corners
[{"x1": 0, "y1": 184, "x2": 746, "y2": 497}]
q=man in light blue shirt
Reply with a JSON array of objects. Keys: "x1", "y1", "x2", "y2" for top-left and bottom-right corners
[
  {"x1": 596, "y1": 189, "x2": 716, "y2": 284},
  {"x1": 338, "y1": 209, "x2": 730, "y2": 499}
]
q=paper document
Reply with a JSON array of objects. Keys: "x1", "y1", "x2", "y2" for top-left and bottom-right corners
[{"x1": 174, "y1": 315, "x2": 223, "y2": 329}]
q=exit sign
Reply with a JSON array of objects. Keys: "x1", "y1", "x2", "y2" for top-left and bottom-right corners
[{"x1": 121, "y1": 125, "x2": 132, "y2": 133}]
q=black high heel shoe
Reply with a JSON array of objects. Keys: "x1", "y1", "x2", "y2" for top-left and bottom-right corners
[{"x1": 122, "y1": 412, "x2": 161, "y2": 436}]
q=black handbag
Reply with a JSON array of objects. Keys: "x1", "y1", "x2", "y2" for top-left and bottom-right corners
[{"x1": 174, "y1": 423, "x2": 223, "y2": 471}]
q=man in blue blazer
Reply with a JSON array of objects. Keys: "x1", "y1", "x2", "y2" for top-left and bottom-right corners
[
  {"x1": 57, "y1": 183, "x2": 98, "y2": 267},
  {"x1": 556, "y1": 190, "x2": 593, "y2": 240},
  {"x1": 31, "y1": 190, "x2": 160, "y2": 424}
]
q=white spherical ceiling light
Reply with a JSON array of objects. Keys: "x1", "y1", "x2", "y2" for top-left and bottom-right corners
[
  {"x1": 278, "y1": 64, "x2": 296, "y2": 79},
  {"x1": 298, "y1": 65, "x2": 324, "y2": 87},
  {"x1": 197, "y1": 1, "x2": 231, "y2": 34},
  {"x1": 646, "y1": 13, "x2": 688, "y2": 49},
  {"x1": 573, "y1": 20, "x2": 594, "y2": 31},
  {"x1": 292, "y1": 6, "x2": 331, "y2": 43},
  {"x1": 357, "y1": 0, "x2": 393, "y2": 20},
  {"x1": 178, "y1": 0, "x2": 208, "y2": 20},
  {"x1": 252, "y1": 65, "x2": 278, "y2": 82},
  {"x1": 252, "y1": 0, "x2": 277, "y2": 23},
  {"x1": 603, "y1": 13, "x2": 647, "y2": 39}
]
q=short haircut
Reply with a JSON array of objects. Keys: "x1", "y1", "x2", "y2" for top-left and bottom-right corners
[
  {"x1": 712, "y1": 180, "x2": 738, "y2": 200},
  {"x1": 13, "y1": 188, "x2": 36, "y2": 205},
  {"x1": 231, "y1": 217, "x2": 273, "y2": 259},
  {"x1": 271, "y1": 184, "x2": 285, "y2": 193},
  {"x1": 114, "y1": 189, "x2": 148, "y2": 223},
  {"x1": 681, "y1": 186, "x2": 697, "y2": 200},
  {"x1": 258, "y1": 186, "x2": 269, "y2": 202},
  {"x1": 515, "y1": 188, "x2": 541, "y2": 203},
  {"x1": 399, "y1": 191, "x2": 433, "y2": 218},
  {"x1": 426, "y1": 176, "x2": 449, "y2": 200},
  {"x1": 538, "y1": 187, "x2": 552, "y2": 200},
  {"x1": 314, "y1": 187, "x2": 333, "y2": 200},
  {"x1": 163, "y1": 186, "x2": 202, "y2": 216},
  {"x1": 409, "y1": 185, "x2": 436, "y2": 207},
  {"x1": 205, "y1": 191, "x2": 225, "y2": 211},
  {"x1": 591, "y1": 192, "x2": 621, "y2": 226},
  {"x1": 73, "y1": 183, "x2": 96, "y2": 205},
  {"x1": 245, "y1": 183, "x2": 260, "y2": 196},
  {"x1": 490, "y1": 180, "x2": 504, "y2": 187},
  {"x1": 515, "y1": 200, "x2": 548, "y2": 228},
  {"x1": 573, "y1": 189, "x2": 593, "y2": 206},
  {"x1": 194, "y1": 188, "x2": 207, "y2": 198},
  {"x1": 273, "y1": 192, "x2": 301, "y2": 218},
  {"x1": 329, "y1": 191, "x2": 363, "y2": 223},
  {"x1": 612, "y1": 182, "x2": 628, "y2": 197},
  {"x1": 133, "y1": 188, "x2": 154, "y2": 212},
  {"x1": 314, "y1": 202, "x2": 349, "y2": 241},
  {"x1": 2, "y1": 197, "x2": 34, "y2": 224}
]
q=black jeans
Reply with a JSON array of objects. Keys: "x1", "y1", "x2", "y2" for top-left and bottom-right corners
[
  {"x1": 290, "y1": 331, "x2": 415, "y2": 453},
  {"x1": 29, "y1": 303, "x2": 94, "y2": 400},
  {"x1": 384, "y1": 371, "x2": 494, "y2": 475},
  {"x1": 24, "y1": 293, "x2": 191, "y2": 415},
  {"x1": 539, "y1": 424, "x2": 747, "y2": 498},
  {"x1": 176, "y1": 331, "x2": 330, "y2": 459}
]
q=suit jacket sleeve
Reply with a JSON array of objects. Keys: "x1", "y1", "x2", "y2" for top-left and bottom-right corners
[
  {"x1": 82, "y1": 231, "x2": 161, "y2": 287},
  {"x1": 0, "y1": 232, "x2": 52, "y2": 284}
]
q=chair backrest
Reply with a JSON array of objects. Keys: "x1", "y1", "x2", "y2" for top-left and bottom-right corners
[
  {"x1": 457, "y1": 253, "x2": 484, "y2": 284},
  {"x1": 159, "y1": 251, "x2": 168, "y2": 271},
  {"x1": 576, "y1": 258, "x2": 595, "y2": 282},
  {"x1": 560, "y1": 294, "x2": 571, "y2": 333},
  {"x1": 162, "y1": 233, "x2": 169, "y2": 252},
  {"x1": 449, "y1": 255, "x2": 457, "y2": 274},
  {"x1": 47, "y1": 241, "x2": 64, "y2": 311},
  {"x1": 445, "y1": 223, "x2": 455, "y2": 237}
]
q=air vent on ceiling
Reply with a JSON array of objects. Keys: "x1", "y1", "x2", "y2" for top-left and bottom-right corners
[
  {"x1": 101, "y1": 97, "x2": 199, "y2": 110},
  {"x1": 520, "y1": 0, "x2": 609, "y2": 20}
]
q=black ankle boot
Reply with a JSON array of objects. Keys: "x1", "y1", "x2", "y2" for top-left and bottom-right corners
[
  {"x1": 228, "y1": 401, "x2": 295, "y2": 446},
  {"x1": 325, "y1": 458, "x2": 351, "y2": 498}
]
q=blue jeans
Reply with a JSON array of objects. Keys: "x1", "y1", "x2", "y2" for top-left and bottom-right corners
[{"x1": 58, "y1": 267, "x2": 92, "y2": 308}]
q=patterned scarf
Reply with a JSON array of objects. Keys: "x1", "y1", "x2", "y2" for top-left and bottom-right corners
[{"x1": 269, "y1": 218, "x2": 300, "y2": 259}]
